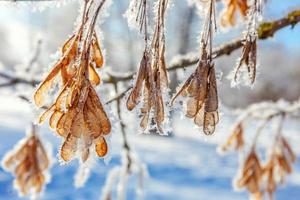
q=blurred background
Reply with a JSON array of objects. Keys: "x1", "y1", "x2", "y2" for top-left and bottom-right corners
[{"x1": 0, "y1": 0, "x2": 299, "y2": 200}]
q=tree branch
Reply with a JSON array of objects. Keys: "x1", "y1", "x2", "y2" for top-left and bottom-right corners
[
  {"x1": 1, "y1": 10, "x2": 299, "y2": 103},
  {"x1": 105, "y1": 10, "x2": 300, "y2": 103},
  {"x1": 0, "y1": 72, "x2": 39, "y2": 88},
  {"x1": 108, "y1": 9, "x2": 300, "y2": 82},
  {"x1": 113, "y1": 83, "x2": 132, "y2": 171}
]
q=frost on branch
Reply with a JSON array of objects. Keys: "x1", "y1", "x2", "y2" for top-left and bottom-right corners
[
  {"x1": 101, "y1": 150, "x2": 148, "y2": 200},
  {"x1": 126, "y1": 0, "x2": 170, "y2": 134},
  {"x1": 171, "y1": 0, "x2": 219, "y2": 135},
  {"x1": 124, "y1": 0, "x2": 148, "y2": 32},
  {"x1": 221, "y1": 0, "x2": 249, "y2": 27},
  {"x1": 231, "y1": 0, "x2": 262, "y2": 86},
  {"x1": 34, "y1": 0, "x2": 111, "y2": 163},
  {"x1": 1, "y1": 126, "x2": 51, "y2": 199}
]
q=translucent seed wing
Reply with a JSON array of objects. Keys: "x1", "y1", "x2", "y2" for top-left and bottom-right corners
[
  {"x1": 58, "y1": 108, "x2": 76, "y2": 138},
  {"x1": 2, "y1": 144, "x2": 28, "y2": 170},
  {"x1": 89, "y1": 88, "x2": 111, "y2": 135},
  {"x1": 203, "y1": 111, "x2": 218, "y2": 135},
  {"x1": 170, "y1": 74, "x2": 193, "y2": 105},
  {"x1": 81, "y1": 129, "x2": 93, "y2": 162},
  {"x1": 140, "y1": 85, "x2": 151, "y2": 130},
  {"x1": 49, "y1": 110, "x2": 63, "y2": 129},
  {"x1": 34, "y1": 62, "x2": 62, "y2": 107},
  {"x1": 88, "y1": 64, "x2": 101, "y2": 85},
  {"x1": 281, "y1": 137, "x2": 296, "y2": 162},
  {"x1": 56, "y1": 113, "x2": 67, "y2": 137},
  {"x1": 36, "y1": 141, "x2": 50, "y2": 170},
  {"x1": 126, "y1": 56, "x2": 147, "y2": 111},
  {"x1": 194, "y1": 105, "x2": 205, "y2": 127},
  {"x1": 92, "y1": 32, "x2": 104, "y2": 68},
  {"x1": 237, "y1": 0, "x2": 249, "y2": 17},
  {"x1": 61, "y1": 133, "x2": 78, "y2": 162},
  {"x1": 83, "y1": 100, "x2": 102, "y2": 139},
  {"x1": 205, "y1": 65, "x2": 218, "y2": 112},
  {"x1": 62, "y1": 35, "x2": 76, "y2": 53},
  {"x1": 38, "y1": 104, "x2": 55, "y2": 124},
  {"x1": 155, "y1": 71, "x2": 164, "y2": 124},
  {"x1": 186, "y1": 98, "x2": 200, "y2": 118},
  {"x1": 159, "y1": 45, "x2": 168, "y2": 87}
]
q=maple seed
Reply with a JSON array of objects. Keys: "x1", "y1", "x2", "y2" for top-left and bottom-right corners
[
  {"x1": 171, "y1": 0, "x2": 219, "y2": 135},
  {"x1": 126, "y1": 0, "x2": 169, "y2": 134},
  {"x1": 234, "y1": 37, "x2": 257, "y2": 84},
  {"x1": 221, "y1": 123, "x2": 244, "y2": 151},
  {"x1": 221, "y1": 0, "x2": 249, "y2": 27},
  {"x1": 95, "y1": 137, "x2": 108, "y2": 157},
  {"x1": 34, "y1": 2, "x2": 111, "y2": 162},
  {"x1": 2, "y1": 134, "x2": 50, "y2": 198},
  {"x1": 236, "y1": 150, "x2": 263, "y2": 197}
]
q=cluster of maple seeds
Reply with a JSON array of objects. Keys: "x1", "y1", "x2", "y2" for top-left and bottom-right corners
[
  {"x1": 127, "y1": 0, "x2": 220, "y2": 135},
  {"x1": 221, "y1": 119, "x2": 296, "y2": 200},
  {"x1": 126, "y1": 0, "x2": 169, "y2": 133},
  {"x1": 0, "y1": 0, "x2": 298, "y2": 200},
  {"x1": 171, "y1": 0, "x2": 219, "y2": 135},
  {"x1": 27, "y1": 0, "x2": 265, "y2": 171},
  {"x1": 2, "y1": 128, "x2": 49, "y2": 197},
  {"x1": 34, "y1": 0, "x2": 110, "y2": 163},
  {"x1": 33, "y1": 0, "x2": 262, "y2": 164},
  {"x1": 171, "y1": 48, "x2": 219, "y2": 135},
  {"x1": 232, "y1": 0, "x2": 261, "y2": 85}
]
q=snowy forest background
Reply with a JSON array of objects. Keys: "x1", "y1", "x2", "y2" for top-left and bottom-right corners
[{"x1": 0, "y1": 0, "x2": 300, "y2": 200}]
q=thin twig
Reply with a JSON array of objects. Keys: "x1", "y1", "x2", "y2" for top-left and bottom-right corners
[
  {"x1": 1, "y1": 10, "x2": 299, "y2": 103},
  {"x1": 113, "y1": 83, "x2": 132, "y2": 171}
]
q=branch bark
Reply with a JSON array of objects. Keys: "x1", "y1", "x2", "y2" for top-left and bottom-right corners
[{"x1": 1, "y1": 10, "x2": 299, "y2": 102}]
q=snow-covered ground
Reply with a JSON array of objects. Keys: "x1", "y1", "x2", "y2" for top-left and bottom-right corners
[{"x1": 0, "y1": 96, "x2": 300, "y2": 200}]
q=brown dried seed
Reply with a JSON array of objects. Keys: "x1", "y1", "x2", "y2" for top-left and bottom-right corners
[
  {"x1": 89, "y1": 88, "x2": 111, "y2": 135},
  {"x1": 35, "y1": 3, "x2": 111, "y2": 162},
  {"x1": 95, "y1": 137, "x2": 108, "y2": 157},
  {"x1": 126, "y1": 0, "x2": 169, "y2": 133},
  {"x1": 88, "y1": 64, "x2": 101, "y2": 85},
  {"x1": 205, "y1": 65, "x2": 218, "y2": 112},
  {"x1": 203, "y1": 111, "x2": 218, "y2": 135},
  {"x1": 91, "y1": 33, "x2": 104, "y2": 68},
  {"x1": 62, "y1": 35, "x2": 76, "y2": 54},
  {"x1": 61, "y1": 134, "x2": 78, "y2": 162},
  {"x1": 236, "y1": 150, "x2": 263, "y2": 195},
  {"x1": 49, "y1": 110, "x2": 63, "y2": 129},
  {"x1": 221, "y1": 0, "x2": 249, "y2": 27},
  {"x1": 194, "y1": 106, "x2": 205, "y2": 127},
  {"x1": 2, "y1": 134, "x2": 50, "y2": 197},
  {"x1": 126, "y1": 53, "x2": 147, "y2": 110},
  {"x1": 186, "y1": 98, "x2": 200, "y2": 118},
  {"x1": 281, "y1": 137, "x2": 296, "y2": 162},
  {"x1": 83, "y1": 100, "x2": 102, "y2": 138},
  {"x1": 221, "y1": 123, "x2": 244, "y2": 151},
  {"x1": 277, "y1": 154, "x2": 292, "y2": 174},
  {"x1": 155, "y1": 88, "x2": 164, "y2": 124},
  {"x1": 264, "y1": 160, "x2": 276, "y2": 200},
  {"x1": 234, "y1": 37, "x2": 257, "y2": 84},
  {"x1": 56, "y1": 113, "x2": 68, "y2": 137},
  {"x1": 34, "y1": 62, "x2": 62, "y2": 107}
]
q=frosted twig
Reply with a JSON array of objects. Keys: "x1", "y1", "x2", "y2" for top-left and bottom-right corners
[{"x1": 0, "y1": 10, "x2": 300, "y2": 104}]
